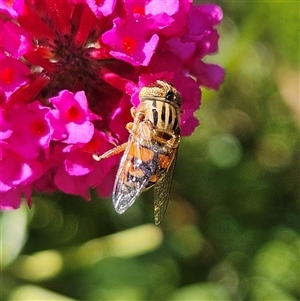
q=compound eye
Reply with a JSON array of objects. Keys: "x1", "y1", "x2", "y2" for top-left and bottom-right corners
[{"x1": 165, "y1": 91, "x2": 175, "y2": 101}]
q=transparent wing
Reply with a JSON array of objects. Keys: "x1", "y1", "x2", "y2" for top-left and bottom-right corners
[
  {"x1": 112, "y1": 122, "x2": 156, "y2": 214},
  {"x1": 153, "y1": 148, "x2": 178, "y2": 225}
]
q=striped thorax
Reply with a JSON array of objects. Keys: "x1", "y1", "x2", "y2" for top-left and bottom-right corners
[{"x1": 139, "y1": 80, "x2": 181, "y2": 133}]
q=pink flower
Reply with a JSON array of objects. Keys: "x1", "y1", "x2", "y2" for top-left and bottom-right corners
[
  {"x1": 6, "y1": 101, "x2": 52, "y2": 159},
  {"x1": 48, "y1": 90, "x2": 98, "y2": 144},
  {"x1": 86, "y1": 0, "x2": 116, "y2": 17},
  {"x1": 0, "y1": 50, "x2": 30, "y2": 97},
  {"x1": 102, "y1": 15, "x2": 160, "y2": 66},
  {"x1": 0, "y1": 0, "x2": 225, "y2": 210}
]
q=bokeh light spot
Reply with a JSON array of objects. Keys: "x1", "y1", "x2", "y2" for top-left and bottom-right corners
[
  {"x1": 9, "y1": 285, "x2": 75, "y2": 301},
  {"x1": 168, "y1": 224, "x2": 204, "y2": 258},
  {"x1": 11, "y1": 250, "x2": 63, "y2": 281},
  {"x1": 208, "y1": 133, "x2": 242, "y2": 168},
  {"x1": 256, "y1": 134, "x2": 292, "y2": 168},
  {"x1": 169, "y1": 283, "x2": 231, "y2": 301}
]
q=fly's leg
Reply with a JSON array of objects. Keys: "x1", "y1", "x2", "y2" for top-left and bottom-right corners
[
  {"x1": 126, "y1": 122, "x2": 133, "y2": 132},
  {"x1": 93, "y1": 107, "x2": 145, "y2": 161},
  {"x1": 130, "y1": 107, "x2": 137, "y2": 118},
  {"x1": 93, "y1": 142, "x2": 127, "y2": 161},
  {"x1": 93, "y1": 114, "x2": 135, "y2": 161},
  {"x1": 127, "y1": 109, "x2": 146, "y2": 134},
  {"x1": 167, "y1": 134, "x2": 180, "y2": 149}
]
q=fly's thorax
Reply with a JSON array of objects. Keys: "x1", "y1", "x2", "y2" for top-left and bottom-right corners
[
  {"x1": 138, "y1": 80, "x2": 181, "y2": 133},
  {"x1": 138, "y1": 99, "x2": 180, "y2": 133}
]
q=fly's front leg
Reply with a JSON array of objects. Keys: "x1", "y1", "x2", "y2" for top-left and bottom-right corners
[
  {"x1": 126, "y1": 106, "x2": 145, "y2": 132},
  {"x1": 93, "y1": 142, "x2": 127, "y2": 161},
  {"x1": 127, "y1": 109, "x2": 146, "y2": 135},
  {"x1": 130, "y1": 107, "x2": 137, "y2": 118},
  {"x1": 126, "y1": 122, "x2": 133, "y2": 133}
]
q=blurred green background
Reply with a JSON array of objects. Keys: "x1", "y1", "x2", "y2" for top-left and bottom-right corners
[{"x1": 1, "y1": 2, "x2": 299, "y2": 300}]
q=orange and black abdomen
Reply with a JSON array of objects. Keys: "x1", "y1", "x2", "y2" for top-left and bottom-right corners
[
  {"x1": 145, "y1": 150, "x2": 175, "y2": 189},
  {"x1": 126, "y1": 142, "x2": 156, "y2": 184},
  {"x1": 121, "y1": 139, "x2": 174, "y2": 190}
]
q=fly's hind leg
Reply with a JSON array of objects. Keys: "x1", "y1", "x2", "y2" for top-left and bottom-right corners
[
  {"x1": 93, "y1": 119, "x2": 133, "y2": 162},
  {"x1": 93, "y1": 142, "x2": 127, "y2": 161},
  {"x1": 93, "y1": 106, "x2": 143, "y2": 162}
]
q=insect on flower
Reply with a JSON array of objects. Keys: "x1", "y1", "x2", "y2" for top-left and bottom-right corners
[{"x1": 94, "y1": 80, "x2": 182, "y2": 224}]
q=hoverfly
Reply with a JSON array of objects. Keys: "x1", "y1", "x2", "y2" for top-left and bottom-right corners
[{"x1": 94, "y1": 80, "x2": 182, "y2": 224}]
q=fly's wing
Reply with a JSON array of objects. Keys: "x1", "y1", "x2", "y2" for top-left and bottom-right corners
[
  {"x1": 112, "y1": 122, "x2": 156, "y2": 214},
  {"x1": 153, "y1": 148, "x2": 178, "y2": 225}
]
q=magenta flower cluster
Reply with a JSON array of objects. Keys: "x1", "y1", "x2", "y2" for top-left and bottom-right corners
[{"x1": 0, "y1": 0, "x2": 225, "y2": 209}]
